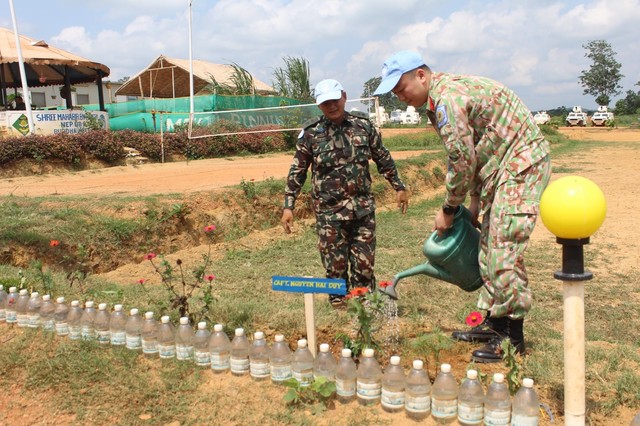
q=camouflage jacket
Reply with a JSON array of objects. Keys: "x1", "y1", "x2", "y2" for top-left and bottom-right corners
[
  {"x1": 425, "y1": 72, "x2": 550, "y2": 211},
  {"x1": 283, "y1": 111, "x2": 405, "y2": 220}
]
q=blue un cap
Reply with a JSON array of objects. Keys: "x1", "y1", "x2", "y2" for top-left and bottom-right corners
[
  {"x1": 314, "y1": 79, "x2": 344, "y2": 105},
  {"x1": 373, "y1": 51, "x2": 425, "y2": 95}
]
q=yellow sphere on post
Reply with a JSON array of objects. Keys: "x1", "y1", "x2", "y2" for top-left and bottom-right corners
[{"x1": 540, "y1": 176, "x2": 606, "y2": 239}]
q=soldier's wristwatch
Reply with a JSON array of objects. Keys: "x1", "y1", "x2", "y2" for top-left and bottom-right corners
[{"x1": 442, "y1": 204, "x2": 459, "y2": 215}]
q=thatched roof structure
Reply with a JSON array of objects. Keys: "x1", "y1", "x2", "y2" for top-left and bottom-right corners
[{"x1": 115, "y1": 55, "x2": 275, "y2": 98}]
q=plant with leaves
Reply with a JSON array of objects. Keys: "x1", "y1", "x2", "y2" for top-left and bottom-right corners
[
  {"x1": 204, "y1": 62, "x2": 256, "y2": 95},
  {"x1": 282, "y1": 376, "x2": 336, "y2": 414},
  {"x1": 336, "y1": 285, "x2": 386, "y2": 357},
  {"x1": 501, "y1": 338, "x2": 522, "y2": 395},
  {"x1": 272, "y1": 56, "x2": 313, "y2": 102},
  {"x1": 139, "y1": 225, "x2": 218, "y2": 324},
  {"x1": 579, "y1": 39, "x2": 624, "y2": 107},
  {"x1": 411, "y1": 327, "x2": 454, "y2": 377}
]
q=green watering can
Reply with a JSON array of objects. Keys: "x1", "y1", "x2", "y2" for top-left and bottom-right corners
[{"x1": 379, "y1": 205, "x2": 483, "y2": 300}]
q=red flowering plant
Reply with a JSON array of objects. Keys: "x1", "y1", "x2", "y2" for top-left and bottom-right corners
[
  {"x1": 138, "y1": 224, "x2": 218, "y2": 324},
  {"x1": 465, "y1": 311, "x2": 484, "y2": 327},
  {"x1": 336, "y1": 281, "x2": 388, "y2": 357}
]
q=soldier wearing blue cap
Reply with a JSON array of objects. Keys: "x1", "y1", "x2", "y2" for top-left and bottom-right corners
[
  {"x1": 282, "y1": 79, "x2": 409, "y2": 305},
  {"x1": 374, "y1": 51, "x2": 551, "y2": 362}
]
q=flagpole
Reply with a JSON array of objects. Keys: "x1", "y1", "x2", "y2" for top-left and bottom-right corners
[
  {"x1": 187, "y1": 0, "x2": 194, "y2": 139},
  {"x1": 8, "y1": 0, "x2": 35, "y2": 134}
]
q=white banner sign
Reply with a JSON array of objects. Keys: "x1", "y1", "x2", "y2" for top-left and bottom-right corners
[{"x1": 1, "y1": 110, "x2": 109, "y2": 136}]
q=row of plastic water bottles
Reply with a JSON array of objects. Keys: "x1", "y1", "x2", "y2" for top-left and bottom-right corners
[{"x1": 0, "y1": 287, "x2": 540, "y2": 424}]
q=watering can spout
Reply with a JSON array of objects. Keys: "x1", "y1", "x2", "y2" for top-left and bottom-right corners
[{"x1": 379, "y1": 205, "x2": 483, "y2": 300}]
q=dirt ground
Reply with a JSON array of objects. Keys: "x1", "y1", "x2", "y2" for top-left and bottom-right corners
[{"x1": 1, "y1": 126, "x2": 639, "y2": 425}]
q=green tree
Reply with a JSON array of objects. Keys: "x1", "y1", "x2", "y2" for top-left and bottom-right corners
[
  {"x1": 362, "y1": 76, "x2": 405, "y2": 114},
  {"x1": 613, "y1": 81, "x2": 640, "y2": 115},
  {"x1": 579, "y1": 40, "x2": 624, "y2": 107},
  {"x1": 272, "y1": 56, "x2": 313, "y2": 102},
  {"x1": 204, "y1": 62, "x2": 256, "y2": 95}
]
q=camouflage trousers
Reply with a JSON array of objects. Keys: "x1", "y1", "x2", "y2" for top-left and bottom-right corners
[
  {"x1": 316, "y1": 213, "x2": 376, "y2": 290},
  {"x1": 477, "y1": 155, "x2": 551, "y2": 319}
]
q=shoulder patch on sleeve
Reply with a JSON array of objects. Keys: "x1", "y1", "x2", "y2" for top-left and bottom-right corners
[
  {"x1": 297, "y1": 129, "x2": 304, "y2": 139},
  {"x1": 436, "y1": 104, "x2": 448, "y2": 128}
]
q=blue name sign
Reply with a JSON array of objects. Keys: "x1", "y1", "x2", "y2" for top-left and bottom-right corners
[{"x1": 271, "y1": 276, "x2": 347, "y2": 295}]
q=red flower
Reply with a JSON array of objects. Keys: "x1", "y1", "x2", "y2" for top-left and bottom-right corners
[
  {"x1": 348, "y1": 287, "x2": 369, "y2": 298},
  {"x1": 137, "y1": 279, "x2": 145, "y2": 285},
  {"x1": 344, "y1": 294, "x2": 354, "y2": 300},
  {"x1": 144, "y1": 253, "x2": 157, "y2": 260},
  {"x1": 465, "y1": 311, "x2": 484, "y2": 327},
  {"x1": 378, "y1": 281, "x2": 392, "y2": 288},
  {"x1": 204, "y1": 225, "x2": 216, "y2": 233},
  {"x1": 205, "y1": 274, "x2": 215, "y2": 282},
  {"x1": 50, "y1": 240, "x2": 60, "y2": 247}
]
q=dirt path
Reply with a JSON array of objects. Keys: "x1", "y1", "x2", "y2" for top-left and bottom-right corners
[{"x1": 0, "y1": 150, "x2": 427, "y2": 197}]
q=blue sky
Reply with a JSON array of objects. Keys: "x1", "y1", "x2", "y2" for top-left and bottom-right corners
[{"x1": 2, "y1": 0, "x2": 639, "y2": 111}]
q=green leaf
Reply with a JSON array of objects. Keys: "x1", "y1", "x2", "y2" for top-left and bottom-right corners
[{"x1": 283, "y1": 389, "x2": 298, "y2": 404}]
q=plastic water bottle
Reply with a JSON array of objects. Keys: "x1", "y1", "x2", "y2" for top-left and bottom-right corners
[
  {"x1": 54, "y1": 297, "x2": 69, "y2": 336},
  {"x1": 109, "y1": 304, "x2": 127, "y2": 346},
  {"x1": 313, "y1": 343, "x2": 336, "y2": 382},
  {"x1": 405, "y1": 359, "x2": 432, "y2": 420},
  {"x1": 484, "y1": 373, "x2": 511, "y2": 425},
  {"x1": 458, "y1": 369, "x2": 485, "y2": 425},
  {"x1": 511, "y1": 378, "x2": 540, "y2": 426},
  {"x1": 292, "y1": 339, "x2": 314, "y2": 387},
  {"x1": 39, "y1": 295, "x2": 56, "y2": 332},
  {"x1": 230, "y1": 328, "x2": 250, "y2": 376},
  {"x1": 80, "y1": 301, "x2": 97, "y2": 340},
  {"x1": 335, "y1": 348, "x2": 357, "y2": 404},
  {"x1": 357, "y1": 348, "x2": 382, "y2": 406},
  {"x1": 0, "y1": 285, "x2": 7, "y2": 322},
  {"x1": 269, "y1": 334, "x2": 292, "y2": 384},
  {"x1": 15, "y1": 289, "x2": 30, "y2": 327},
  {"x1": 27, "y1": 291, "x2": 42, "y2": 328},
  {"x1": 249, "y1": 331, "x2": 270, "y2": 381},
  {"x1": 381, "y1": 355, "x2": 406, "y2": 413},
  {"x1": 141, "y1": 312, "x2": 159, "y2": 357},
  {"x1": 194, "y1": 322, "x2": 211, "y2": 367},
  {"x1": 5, "y1": 287, "x2": 18, "y2": 324},
  {"x1": 158, "y1": 315, "x2": 176, "y2": 359},
  {"x1": 66, "y1": 300, "x2": 83, "y2": 340},
  {"x1": 176, "y1": 317, "x2": 195, "y2": 361},
  {"x1": 432, "y1": 363, "x2": 458, "y2": 423},
  {"x1": 94, "y1": 303, "x2": 111, "y2": 345},
  {"x1": 125, "y1": 308, "x2": 143, "y2": 350},
  {"x1": 209, "y1": 324, "x2": 231, "y2": 373}
]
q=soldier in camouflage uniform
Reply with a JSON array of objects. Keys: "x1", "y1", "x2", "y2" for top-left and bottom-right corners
[
  {"x1": 281, "y1": 79, "x2": 408, "y2": 305},
  {"x1": 374, "y1": 51, "x2": 550, "y2": 362}
]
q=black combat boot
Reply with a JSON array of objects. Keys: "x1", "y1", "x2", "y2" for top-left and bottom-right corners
[
  {"x1": 452, "y1": 314, "x2": 507, "y2": 343},
  {"x1": 471, "y1": 318, "x2": 525, "y2": 363}
]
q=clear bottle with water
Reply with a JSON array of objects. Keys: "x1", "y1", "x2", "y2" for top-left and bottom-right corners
[
  {"x1": 484, "y1": 373, "x2": 511, "y2": 426},
  {"x1": 511, "y1": 378, "x2": 539, "y2": 426},
  {"x1": 194, "y1": 322, "x2": 211, "y2": 367},
  {"x1": 39, "y1": 295, "x2": 56, "y2": 332},
  {"x1": 381, "y1": 355, "x2": 406, "y2": 413},
  {"x1": 125, "y1": 308, "x2": 143, "y2": 350},
  {"x1": 405, "y1": 359, "x2": 432, "y2": 420},
  {"x1": 292, "y1": 338, "x2": 314, "y2": 387},
  {"x1": 109, "y1": 304, "x2": 126, "y2": 346},
  {"x1": 458, "y1": 369, "x2": 484, "y2": 425},
  {"x1": 27, "y1": 291, "x2": 42, "y2": 328},
  {"x1": 313, "y1": 343, "x2": 336, "y2": 382},
  {"x1": 54, "y1": 297, "x2": 69, "y2": 336},
  {"x1": 249, "y1": 331, "x2": 270, "y2": 381},
  {"x1": 15, "y1": 289, "x2": 30, "y2": 328},
  {"x1": 269, "y1": 334, "x2": 292, "y2": 384},
  {"x1": 141, "y1": 312, "x2": 159, "y2": 357},
  {"x1": 0, "y1": 285, "x2": 7, "y2": 322},
  {"x1": 158, "y1": 315, "x2": 176, "y2": 359},
  {"x1": 209, "y1": 324, "x2": 231, "y2": 373},
  {"x1": 230, "y1": 328, "x2": 250, "y2": 376},
  {"x1": 66, "y1": 300, "x2": 83, "y2": 340},
  {"x1": 176, "y1": 317, "x2": 195, "y2": 361},
  {"x1": 335, "y1": 348, "x2": 357, "y2": 404},
  {"x1": 432, "y1": 363, "x2": 458, "y2": 423},
  {"x1": 357, "y1": 348, "x2": 382, "y2": 406},
  {"x1": 94, "y1": 303, "x2": 111, "y2": 345},
  {"x1": 5, "y1": 287, "x2": 18, "y2": 324},
  {"x1": 80, "y1": 301, "x2": 97, "y2": 340}
]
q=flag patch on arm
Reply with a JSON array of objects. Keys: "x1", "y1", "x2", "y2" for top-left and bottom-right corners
[{"x1": 436, "y1": 105, "x2": 448, "y2": 128}]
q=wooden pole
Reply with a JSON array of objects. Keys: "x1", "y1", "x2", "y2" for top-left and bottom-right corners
[
  {"x1": 304, "y1": 293, "x2": 316, "y2": 357},
  {"x1": 563, "y1": 280, "x2": 585, "y2": 425}
]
